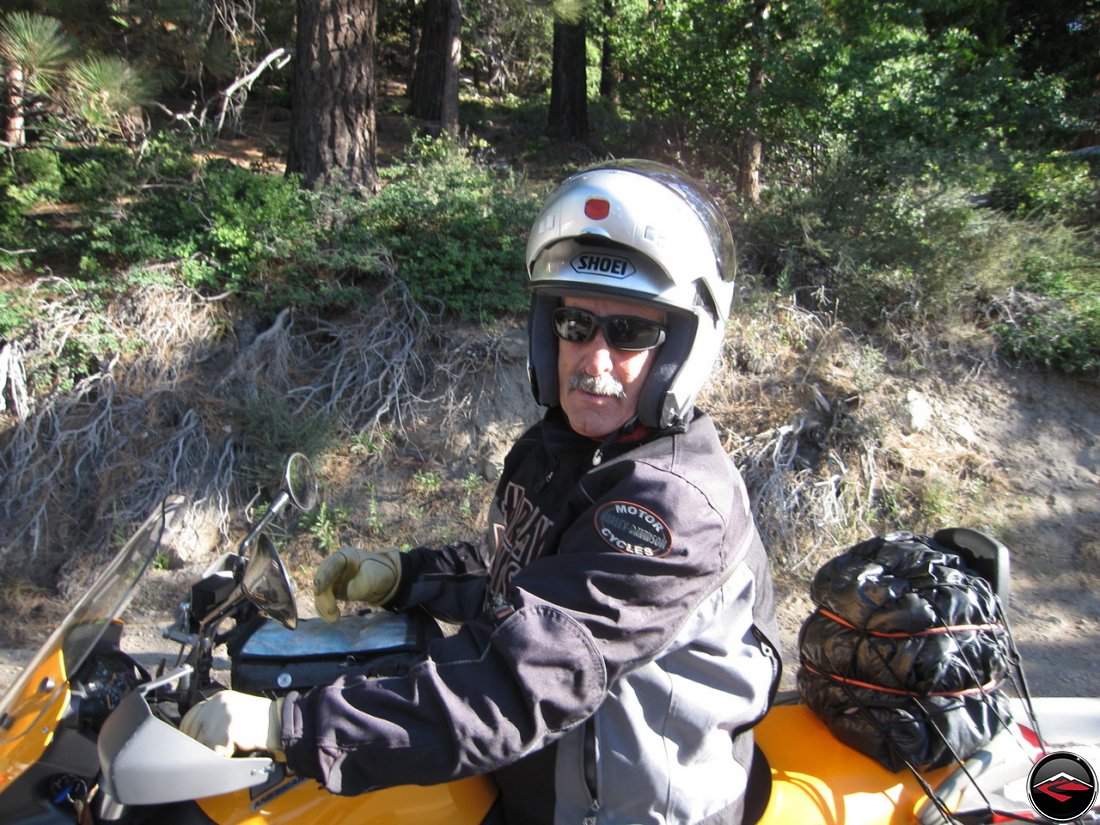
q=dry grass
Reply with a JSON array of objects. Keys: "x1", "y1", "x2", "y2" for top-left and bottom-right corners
[
  {"x1": 0, "y1": 280, "x2": 233, "y2": 593},
  {"x1": 702, "y1": 294, "x2": 1001, "y2": 578},
  {"x1": 0, "y1": 265, "x2": 529, "y2": 644},
  {"x1": 701, "y1": 298, "x2": 877, "y2": 573}
]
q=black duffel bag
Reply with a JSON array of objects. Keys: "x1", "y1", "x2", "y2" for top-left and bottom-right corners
[{"x1": 797, "y1": 530, "x2": 1013, "y2": 772}]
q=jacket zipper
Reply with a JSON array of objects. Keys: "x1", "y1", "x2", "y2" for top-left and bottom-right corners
[{"x1": 582, "y1": 717, "x2": 600, "y2": 824}]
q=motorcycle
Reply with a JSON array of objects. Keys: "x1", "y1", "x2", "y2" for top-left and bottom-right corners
[
  {"x1": 0, "y1": 453, "x2": 1096, "y2": 824},
  {"x1": 0, "y1": 454, "x2": 495, "y2": 824}
]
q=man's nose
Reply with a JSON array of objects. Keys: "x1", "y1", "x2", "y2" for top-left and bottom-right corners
[{"x1": 582, "y1": 331, "x2": 615, "y2": 375}]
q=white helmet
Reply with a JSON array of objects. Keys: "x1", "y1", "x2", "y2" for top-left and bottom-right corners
[{"x1": 526, "y1": 159, "x2": 736, "y2": 429}]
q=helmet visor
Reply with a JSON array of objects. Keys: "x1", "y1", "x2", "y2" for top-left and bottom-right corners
[{"x1": 552, "y1": 307, "x2": 667, "y2": 351}]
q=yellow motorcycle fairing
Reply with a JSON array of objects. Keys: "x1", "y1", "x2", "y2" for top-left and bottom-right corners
[
  {"x1": 197, "y1": 772, "x2": 498, "y2": 825},
  {"x1": 754, "y1": 703, "x2": 953, "y2": 825},
  {"x1": 0, "y1": 497, "x2": 189, "y2": 796},
  {"x1": 0, "y1": 645, "x2": 70, "y2": 792}
]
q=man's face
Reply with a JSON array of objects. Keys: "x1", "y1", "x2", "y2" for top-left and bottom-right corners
[{"x1": 556, "y1": 295, "x2": 666, "y2": 439}]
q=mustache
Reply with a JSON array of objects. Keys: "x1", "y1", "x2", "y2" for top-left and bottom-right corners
[{"x1": 569, "y1": 371, "x2": 626, "y2": 399}]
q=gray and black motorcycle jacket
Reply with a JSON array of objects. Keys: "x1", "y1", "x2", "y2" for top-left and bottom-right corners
[{"x1": 282, "y1": 407, "x2": 782, "y2": 824}]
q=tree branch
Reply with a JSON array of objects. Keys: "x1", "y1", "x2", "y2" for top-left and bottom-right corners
[{"x1": 209, "y1": 47, "x2": 293, "y2": 133}]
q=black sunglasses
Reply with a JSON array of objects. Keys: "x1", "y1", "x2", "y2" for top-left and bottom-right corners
[{"x1": 552, "y1": 307, "x2": 667, "y2": 351}]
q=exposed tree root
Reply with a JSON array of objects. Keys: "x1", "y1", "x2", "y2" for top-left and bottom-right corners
[{"x1": 0, "y1": 269, "x2": 520, "y2": 608}]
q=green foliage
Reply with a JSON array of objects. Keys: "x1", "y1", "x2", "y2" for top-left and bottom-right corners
[
  {"x1": 301, "y1": 502, "x2": 351, "y2": 553},
  {"x1": 350, "y1": 429, "x2": 393, "y2": 457},
  {"x1": 360, "y1": 136, "x2": 542, "y2": 320},
  {"x1": 361, "y1": 494, "x2": 386, "y2": 537},
  {"x1": 1, "y1": 10, "x2": 157, "y2": 142},
  {"x1": 0, "y1": 12, "x2": 75, "y2": 95},
  {"x1": 82, "y1": 155, "x2": 374, "y2": 311},
  {"x1": 988, "y1": 155, "x2": 1099, "y2": 223},
  {"x1": 741, "y1": 149, "x2": 1011, "y2": 326},
  {"x1": 815, "y1": 23, "x2": 1068, "y2": 183},
  {"x1": 461, "y1": 0, "x2": 554, "y2": 96},
  {"x1": 613, "y1": 0, "x2": 1072, "y2": 182},
  {"x1": 0, "y1": 164, "x2": 19, "y2": 261},
  {"x1": 65, "y1": 54, "x2": 157, "y2": 137},
  {"x1": 741, "y1": 142, "x2": 1100, "y2": 373},
  {"x1": 2, "y1": 0, "x2": 1097, "y2": 388},
  {"x1": 409, "y1": 469, "x2": 444, "y2": 497},
  {"x1": 0, "y1": 285, "x2": 33, "y2": 339},
  {"x1": 1, "y1": 143, "x2": 138, "y2": 271},
  {"x1": 230, "y1": 392, "x2": 339, "y2": 492},
  {"x1": 995, "y1": 225, "x2": 1100, "y2": 374},
  {"x1": 6, "y1": 147, "x2": 64, "y2": 211},
  {"x1": 614, "y1": 0, "x2": 753, "y2": 157},
  {"x1": 56, "y1": 144, "x2": 134, "y2": 206}
]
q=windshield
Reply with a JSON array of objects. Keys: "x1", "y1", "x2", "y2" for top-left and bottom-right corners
[{"x1": 0, "y1": 495, "x2": 189, "y2": 743}]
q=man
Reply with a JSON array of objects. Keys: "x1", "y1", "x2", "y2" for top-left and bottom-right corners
[{"x1": 182, "y1": 159, "x2": 782, "y2": 824}]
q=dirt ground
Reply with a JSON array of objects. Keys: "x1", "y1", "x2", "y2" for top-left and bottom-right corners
[{"x1": 889, "y1": 364, "x2": 1100, "y2": 698}]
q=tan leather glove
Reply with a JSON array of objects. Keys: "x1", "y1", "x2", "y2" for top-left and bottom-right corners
[
  {"x1": 180, "y1": 691, "x2": 284, "y2": 759},
  {"x1": 313, "y1": 546, "x2": 402, "y2": 623}
]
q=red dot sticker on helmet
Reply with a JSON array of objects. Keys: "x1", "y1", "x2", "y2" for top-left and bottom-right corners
[{"x1": 584, "y1": 198, "x2": 611, "y2": 220}]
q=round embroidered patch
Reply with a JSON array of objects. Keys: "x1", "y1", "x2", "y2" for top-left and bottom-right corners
[{"x1": 594, "y1": 501, "x2": 672, "y2": 558}]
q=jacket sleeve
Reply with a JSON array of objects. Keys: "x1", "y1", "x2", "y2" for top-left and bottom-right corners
[
  {"x1": 281, "y1": 457, "x2": 748, "y2": 794},
  {"x1": 514, "y1": 457, "x2": 750, "y2": 685},
  {"x1": 385, "y1": 541, "x2": 489, "y2": 624},
  {"x1": 280, "y1": 598, "x2": 607, "y2": 793}
]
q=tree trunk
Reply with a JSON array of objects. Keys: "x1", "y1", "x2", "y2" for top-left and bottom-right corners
[
  {"x1": 408, "y1": 0, "x2": 461, "y2": 132},
  {"x1": 736, "y1": 0, "x2": 768, "y2": 203},
  {"x1": 408, "y1": 0, "x2": 447, "y2": 120},
  {"x1": 737, "y1": 124, "x2": 762, "y2": 204},
  {"x1": 547, "y1": 17, "x2": 588, "y2": 141},
  {"x1": 287, "y1": 0, "x2": 379, "y2": 192},
  {"x1": 5, "y1": 66, "x2": 26, "y2": 147},
  {"x1": 599, "y1": 0, "x2": 619, "y2": 105},
  {"x1": 439, "y1": 0, "x2": 462, "y2": 135}
]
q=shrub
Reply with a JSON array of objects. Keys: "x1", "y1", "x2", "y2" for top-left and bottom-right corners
[
  {"x1": 741, "y1": 145, "x2": 1100, "y2": 375},
  {"x1": 995, "y1": 224, "x2": 1100, "y2": 374},
  {"x1": 8, "y1": 147, "x2": 64, "y2": 210},
  {"x1": 44, "y1": 133, "x2": 542, "y2": 322},
  {"x1": 739, "y1": 153, "x2": 1019, "y2": 330},
  {"x1": 2, "y1": 147, "x2": 65, "y2": 269},
  {"x1": 988, "y1": 154, "x2": 1099, "y2": 225},
  {"x1": 230, "y1": 390, "x2": 338, "y2": 490},
  {"x1": 57, "y1": 143, "x2": 134, "y2": 207},
  {"x1": 182, "y1": 161, "x2": 318, "y2": 294},
  {"x1": 0, "y1": 165, "x2": 23, "y2": 270},
  {"x1": 82, "y1": 156, "x2": 349, "y2": 311},
  {"x1": 361, "y1": 135, "x2": 543, "y2": 320}
]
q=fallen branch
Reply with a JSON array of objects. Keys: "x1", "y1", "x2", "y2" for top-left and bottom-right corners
[
  {"x1": 150, "y1": 47, "x2": 293, "y2": 135},
  {"x1": 212, "y1": 47, "x2": 293, "y2": 133}
]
